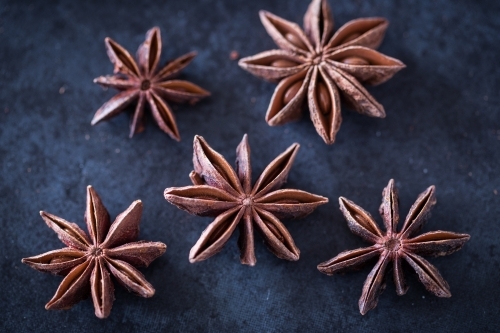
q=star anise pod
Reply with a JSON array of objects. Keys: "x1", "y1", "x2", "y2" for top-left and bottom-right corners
[
  {"x1": 317, "y1": 179, "x2": 470, "y2": 315},
  {"x1": 238, "y1": 0, "x2": 405, "y2": 144},
  {"x1": 21, "y1": 186, "x2": 167, "y2": 319},
  {"x1": 164, "y1": 134, "x2": 328, "y2": 265},
  {"x1": 92, "y1": 26, "x2": 210, "y2": 140}
]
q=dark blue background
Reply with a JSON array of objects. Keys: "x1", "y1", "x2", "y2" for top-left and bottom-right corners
[{"x1": 1, "y1": 0, "x2": 499, "y2": 332}]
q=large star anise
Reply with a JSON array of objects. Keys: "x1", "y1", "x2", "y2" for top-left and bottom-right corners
[
  {"x1": 21, "y1": 186, "x2": 167, "y2": 319},
  {"x1": 92, "y1": 27, "x2": 210, "y2": 140},
  {"x1": 164, "y1": 134, "x2": 328, "y2": 265},
  {"x1": 317, "y1": 180, "x2": 470, "y2": 315},
  {"x1": 239, "y1": 0, "x2": 405, "y2": 144}
]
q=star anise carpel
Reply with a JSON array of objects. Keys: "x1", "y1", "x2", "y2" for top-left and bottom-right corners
[
  {"x1": 317, "y1": 179, "x2": 470, "y2": 315},
  {"x1": 238, "y1": 0, "x2": 405, "y2": 144},
  {"x1": 21, "y1": 186, "x2": 167, "y2": 319},
  {"x1": 93, "y1": 26, "x2": 210, "y2": 140},
  {"x1": 164, "y1": 134, "x2": 328, "y2": 266}
]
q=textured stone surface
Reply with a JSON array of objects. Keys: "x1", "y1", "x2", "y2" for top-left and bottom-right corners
[{"x1": 0, "y1": 0, "x2": 499, "y2": 331}]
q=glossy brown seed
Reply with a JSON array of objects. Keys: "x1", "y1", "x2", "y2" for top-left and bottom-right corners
[
  {"x1": 50, "y1": 256, "x2": 76, "y2": 264},
  {"x1": 271, "y1": 59, "x2": 299, "y2": 68},
  {"x1": 285, "y1": 33, "x2": 308, "y2": 50},
  {"x1": 341, "y1": 56, "x2": 370, "y2": 66},
  {"x1": 170, "y1": 86, "x2": 187, "y2": 92},
  {"x1": 264, "y1": 220, "x2": 285, "y2": 242},
  {"x1": 283, "y1": 81, "x2": 303, "y2": 105},
  {"x1": 341, "y1": 32, "x2": 362, "y2": 44},
  {"x1": 316, "y1": 82, "x2": 331, "y2": 114}
]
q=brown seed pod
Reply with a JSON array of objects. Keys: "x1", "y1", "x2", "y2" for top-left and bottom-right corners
[
  {"x1": 283, "y1": 81, "x2": 303, "y2": 105},
  {"x1": 238, "y1": 0, "x2": 406, "y2": 144},
  {"x1": 164, "y1": 134, "x2": 328, "y2": 266},
  {"x1": 317, "y1": 180, "x2": 470, "y2": 315}
]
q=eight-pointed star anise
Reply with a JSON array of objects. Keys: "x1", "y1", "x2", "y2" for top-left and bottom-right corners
[
  {"x1": 239, "y1": 0, "x2": 405, "y2": 144},
  {"x1": 21, "y1": 186, "x2": 167, "y2": 319},
  {"x1": 164, "y1": 134, "x2": 328, "y2": 265},
  {"x1": 317, "y1": 179, "x2": 470, "y2": 315},
  {"x1": 92, "y1": 26, "x2": 210, "y2": 140}
]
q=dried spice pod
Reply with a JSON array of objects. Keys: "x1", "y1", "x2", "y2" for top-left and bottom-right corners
[
  {"x1": 164, "y1": 134, "x2": 328, "y2": 265},
  {"x1": 21, "y1": 186, "x2": 167, "y2": 319},
  {"x1": 93, "y1": 27, "x2": 210, "y2": 139},
  {"x1": 317, "y1": 180, "x2": 470, "y2": 315},
  {"x1": 239, "y1": 0, "x2": 405, "y2": 144}
]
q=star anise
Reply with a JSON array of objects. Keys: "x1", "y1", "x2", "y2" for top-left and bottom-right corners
[
  {"x1": 164, "y1": 134, "x2": 328, "y2": 265},
  {"x1": 92, "y1": 26, "x2": 210, "y2": 140},
  {"x1": 317, "y1": 179, "x2": 470, "y2": 315},
  {"x1": 238, "y1": 0, "x2": 405, "y2": 144},
  {"x1": 21, "y1": 186, "x2": 167, "y2": 319}
]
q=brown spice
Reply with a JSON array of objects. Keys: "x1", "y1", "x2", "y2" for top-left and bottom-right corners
[
  {"x1": 164, "y1": 134, "x2": 328, "y2": 265},
  {"x1": 21, "y1": 186, "x2": 167, "y2": 318},
  {"x1": 93, "y1": 27, "x2": 210, "y2": 140},
  {"x1": 317, "y1": 180, "x2": 470, "y2": 315},
  {"x1": 239, "y1": 0, "x2": 405, "y2": 144}
]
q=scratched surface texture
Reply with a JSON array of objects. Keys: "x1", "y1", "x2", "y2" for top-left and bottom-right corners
[{"x1": 1, "y1": 0, "x2": 499, "y2": 332}]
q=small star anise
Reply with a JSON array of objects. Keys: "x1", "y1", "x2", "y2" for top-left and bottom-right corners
[
  {"x1": 21, "y1": 186, "x2": 167, "y2": 319},
  {"x1": 92, "y1": 27, "x2": 210, "y2": 140},
  {"x1": 239, "y1": 0, "x2": 405, "y2": 144},
  {"x1": 317, "y1": 179, "x2": 470, "y2": 315},
  {"x1": 164, "y1": 134, "x2": 328, "y2": 265}
]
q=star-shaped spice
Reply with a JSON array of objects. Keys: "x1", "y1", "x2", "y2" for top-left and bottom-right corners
[
  {"x1": 239, "y1": 0, "x2": 405, "y2": 144},
  {"x1": 92, "y1": 27, "x2": 210, "y2": 139},
  {"x1": 317, "y1": 180, "x2": 470, "y2": 315},
  {"x1": 164, "y1": 134, "x2": 328, "y2": 265},
  {"x1": 21, "y1": 186, "x2": 167, "y2": 318}
]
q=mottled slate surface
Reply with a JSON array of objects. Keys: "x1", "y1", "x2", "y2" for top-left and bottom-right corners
[{"x1": 1, "y1": 0, "x2": 499, "y2": 331}]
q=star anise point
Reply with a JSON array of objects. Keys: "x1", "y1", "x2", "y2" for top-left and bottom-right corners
[
  {"x1": 93, "y1": 27, "x2": 209, "y2": 139},
  {"x1": 319, "y1": 179, "x2": 469, "y2": 314},
  {"x1": 22, "y1": 186, "x2": 166, "y2": 318},
  {"x1": 240, "y1": 0, "x2": 405, "y2": 144},
  {"x1": 164, "y1": 134, "x2": 327, "y2": 265}
]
